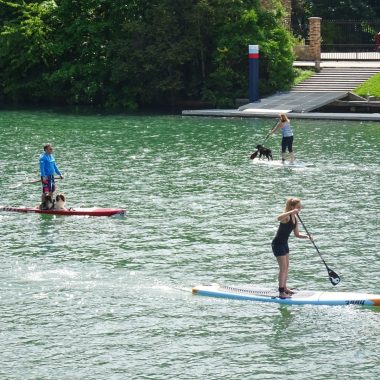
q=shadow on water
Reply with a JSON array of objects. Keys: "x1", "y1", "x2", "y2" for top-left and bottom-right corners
[
  {"x1": 272, "y1": 305, "x2": 294, "y2": 338},
  {"x1": 32, "y1": 214, "x2": 60, "y2": 256}
]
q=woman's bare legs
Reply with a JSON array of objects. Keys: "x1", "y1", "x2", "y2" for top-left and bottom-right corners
[{"x1": 276, "y1": 254, "x2": 290, "y2": 297}]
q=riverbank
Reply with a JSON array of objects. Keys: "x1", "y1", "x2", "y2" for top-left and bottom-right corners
[{"x1": 182, "y1": 108, "x2": 380, "y2": 121}]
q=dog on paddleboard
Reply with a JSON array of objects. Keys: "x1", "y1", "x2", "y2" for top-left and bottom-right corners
[
  {"x1": 54, "y1": 193, "x2": 66, "y2": 210},
  {"x1": 255, "y1": 144, "x2": 273, "y2": 160},
  {"x1": 40, "y1": 193, "x2": 54, "y2": 210}
]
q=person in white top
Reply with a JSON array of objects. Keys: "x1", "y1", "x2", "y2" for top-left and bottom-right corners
[{"x1": 270, "y1": 114, "x2": 295, "y2": 163}]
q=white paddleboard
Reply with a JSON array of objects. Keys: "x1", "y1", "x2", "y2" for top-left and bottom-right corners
[
  {"x1": 253, "y1": 159, "x2": 315, "y2": 168},
  {"x1": 192, "y1": 284, "x2": 380, "y2": 307}
]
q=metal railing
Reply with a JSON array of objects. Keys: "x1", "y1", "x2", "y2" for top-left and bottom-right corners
[
  {"x1": 321, "y1": 44, "x2": 380, "y2": 60},
  {"x1": 322, "y1": 20, "x2": 380, "y2": 45}
]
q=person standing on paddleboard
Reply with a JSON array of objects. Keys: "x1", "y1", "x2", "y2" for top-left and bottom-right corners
[
  {"x1": 272, "y1": 198, "x2": 312, "y2": 299},
  {"x1": 39, "y1": 143, "x2": 63, "y2": 198},
  {"x1": 270, "y1": 114, "x2": 295, "y2": 163}
]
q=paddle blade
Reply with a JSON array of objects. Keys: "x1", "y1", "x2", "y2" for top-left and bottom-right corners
[
  {"x1": 9, "y1": 183, "x2": 23, "y2": 189},
  {"x1": 328, "y1": 268, "x2": 341, "y2": 286},
  {"x1": 250, "y1": 150, "x2": 258, "y2": 160}
]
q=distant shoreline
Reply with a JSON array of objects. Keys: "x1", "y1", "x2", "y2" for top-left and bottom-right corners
[{"x1": 182, "y1": 109, "x2": 380, "y2": 122}]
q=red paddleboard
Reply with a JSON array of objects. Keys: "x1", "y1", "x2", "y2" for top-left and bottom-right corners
[{"x1": 0, "y1": 206, "x2": 126, "y2": 217}]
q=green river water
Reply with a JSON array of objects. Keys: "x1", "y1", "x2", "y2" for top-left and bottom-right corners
[{"x1": 0, "y1": 110, "x2": 379, "y2": 379}]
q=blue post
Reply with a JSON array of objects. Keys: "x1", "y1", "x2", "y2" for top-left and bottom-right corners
[{"x1": 248, "y1": 45, "x2": 259, "y2": 102}]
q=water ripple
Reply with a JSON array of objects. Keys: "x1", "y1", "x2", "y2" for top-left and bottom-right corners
[{"x1": 0, "y1": 112, "x2": 379, "y2": 379}]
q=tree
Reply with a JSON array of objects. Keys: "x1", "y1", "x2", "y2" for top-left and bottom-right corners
[
  {"x1": 0, "y1": 0, "x2": 56, "y2": 103},
  {"x1": 291, "y1": 0, "x2": 312, "y2": 40},
  {"x1": 0, "y1": 0, "x2": 296, "y2": 109},
  {"x1": 41, "y1": 0, "x2": 114, "y2": 106}
]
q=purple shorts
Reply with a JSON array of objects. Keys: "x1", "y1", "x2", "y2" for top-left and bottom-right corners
[{"x1": 42, "y1": 175, "x2": 56, "y2": 193}]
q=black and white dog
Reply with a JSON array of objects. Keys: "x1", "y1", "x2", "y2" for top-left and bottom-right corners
[{"x1": 40, "y1": 194, "x2": 54, "y2": 210}]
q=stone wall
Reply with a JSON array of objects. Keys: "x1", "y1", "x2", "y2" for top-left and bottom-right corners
[{"x1": 308, "y1": 17, "x2": 322, "y2": 60}]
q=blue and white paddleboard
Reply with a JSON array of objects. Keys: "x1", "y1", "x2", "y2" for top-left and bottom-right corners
[
  {"x1": 192, "y1": 284, "x2": 380, "y2": 307},
  {"x1": 253, "y1": 159, "x2": 315, "y2": 168}
]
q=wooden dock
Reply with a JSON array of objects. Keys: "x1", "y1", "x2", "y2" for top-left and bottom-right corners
[{"x1": 182, "y1": 64, "x2": 380, "y2": 122}]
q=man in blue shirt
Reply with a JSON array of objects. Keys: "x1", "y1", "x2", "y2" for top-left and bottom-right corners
[{"x1": 39, "y1": 143, "x2": 64, "y2": 198}]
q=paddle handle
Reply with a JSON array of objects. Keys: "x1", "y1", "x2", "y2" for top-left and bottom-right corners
[
  {"x1": 263, "y1": 132, "x2": 271, "y2": 143},
  {"x1": 9, "y1": 176, "x2": 63, "y2": 189},
  {"x1": 264, "y1": 121, "x2": 277, "y2": 142},
  {"x1": 297, "y1": 214, "x2": 340, "y2": 286},
  {"x1": 297, "y1": 215, "x2": 327, "y2": 267}
]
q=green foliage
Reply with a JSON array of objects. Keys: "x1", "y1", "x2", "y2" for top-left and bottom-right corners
[
  {"x1": 199, "y1": 1, "x2": 295, "y2": 106},
  {"x1": 0, "y1": 0, "x2": 56, "y2": 103},
  {"x1": 354, "y1": 72, "x2": 380, "y2": 98},
  {"x1": 0, "y1": 0, "x2": 295, "y2": 109},
  {"x1": 291, "y1": 0, "x2": 312, "y2": 40},
  {"x1": 259, "y1": 26, "x2": 295, "y2": 95}
]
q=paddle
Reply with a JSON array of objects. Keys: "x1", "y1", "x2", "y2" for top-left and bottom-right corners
[
  {"x1": 297, "y1": 214, "x2": 341, "y2": 286},
  {"x1": 9, "y1": 176, "x2": 63, "y2": 189},
  {"x1": 250, "y1": 122, "x2": 276, "y2": 160}
]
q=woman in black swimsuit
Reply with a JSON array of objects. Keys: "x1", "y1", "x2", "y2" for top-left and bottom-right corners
[{"x1": 272, "y1": 198, "x2": 312, "y2": 298}]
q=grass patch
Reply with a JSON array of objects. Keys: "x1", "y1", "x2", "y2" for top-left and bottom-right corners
[
  {"x1": 281, "y1": 68, "x2": 314, "y2": 91},
  {"x1": 354, "y1": 72, "x2": 380, "y2": 98},
  {"x1": 293, "y1": 68, "x2": 314, "y2": 86}
]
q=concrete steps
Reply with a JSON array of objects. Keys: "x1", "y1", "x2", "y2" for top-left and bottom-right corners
[
  {"x1": 292, "y1": 68, "x2": 379, "y2": 93},
  {"x1": 235, "y1": 64, "x2": 379, "y2": 113}
]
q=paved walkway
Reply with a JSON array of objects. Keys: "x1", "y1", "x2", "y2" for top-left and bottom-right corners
[{"x1": 238, "y1": 91, "x2": 347, "y2": 113}]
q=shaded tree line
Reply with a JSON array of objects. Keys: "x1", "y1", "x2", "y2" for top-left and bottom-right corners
[{"x1": 0, "y1": 0, "x2": 295, "y2": 109}]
